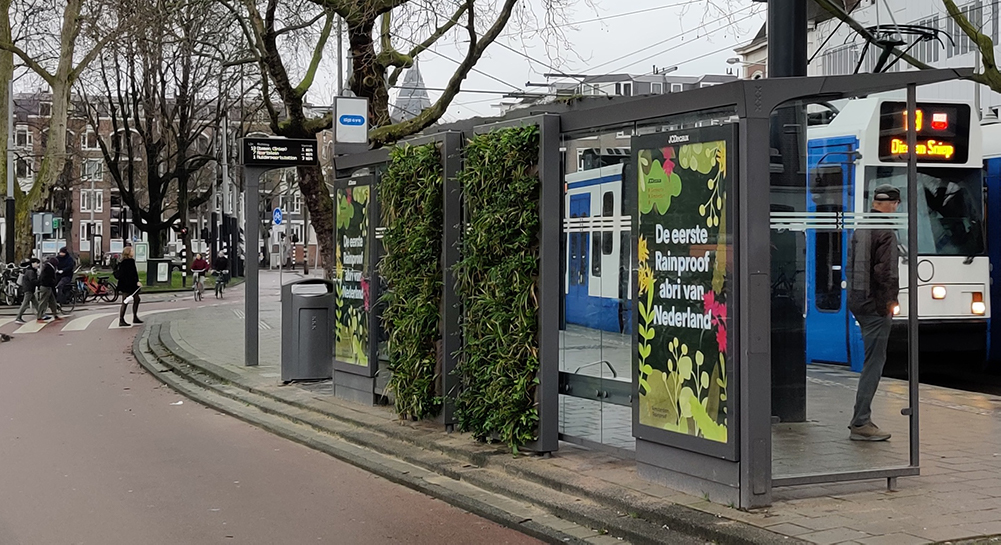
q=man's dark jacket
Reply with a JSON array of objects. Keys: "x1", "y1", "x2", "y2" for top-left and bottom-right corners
[
  {"x1": 848, "y1": 209, "x2": 900, "y2": 317},
  {"x1": 38, "y1": 259, "x2": 58, "y2": 288}
]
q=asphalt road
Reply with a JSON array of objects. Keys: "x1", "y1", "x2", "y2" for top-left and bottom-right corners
[{"x1": 0, "y1": 296, "x2": 540, "y2": 545}]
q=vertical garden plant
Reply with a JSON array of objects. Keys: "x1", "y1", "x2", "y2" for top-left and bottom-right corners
[
  {"x1": 380, "y1": 143, "x2": 445, "y2": 420},
  {"x1": 454, "y1": 125, "x2": 542, "y2": 452}
]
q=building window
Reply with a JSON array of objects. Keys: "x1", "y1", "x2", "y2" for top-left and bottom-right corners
[
  {"x1": 670, "y1": 83, "x2": 683, "y2": 93},
  {"x1": 79, "y1": 221, "x2": 103, "y2": 244},
  {"x1": 81, "y1": 130, "x2": 100, "y2": 150},
  {"x1": 14, "y1": 126, "x2": 31, "y2": 149},
  {"x1": 39, "y1": 102, "x2": 51, "y2": 117},
  {"x1": 83, "y1": 158, "x2": 103, "y2": 180},
  {"x1": 622, "y1": 83, "x2": 632, "y2": 96},
  {"x1": 651, "y1": 82, "x2": 663, "y2": 94},
  {"x1": 80, "y1": 189, "x2": 104, "y2": 213},
  {"x1": 15, "y1": 157, "x2": 32, "y2": 179}
]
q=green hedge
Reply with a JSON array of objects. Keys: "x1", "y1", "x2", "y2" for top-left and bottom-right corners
[
  {"x1": 380, "y1": 143, "x2": 444, "y2": 420},
  {"x1": 455, "y1": 125, "x2": 541, "y2": 452}
]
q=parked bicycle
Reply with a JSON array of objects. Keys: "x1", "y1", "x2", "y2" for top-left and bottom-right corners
[
  {"x1": 78, "y1": 267, "x2": 119, "y2": 303},
  {"x1": 2, "y1": 263, "x2": 23, "y2": 306}
]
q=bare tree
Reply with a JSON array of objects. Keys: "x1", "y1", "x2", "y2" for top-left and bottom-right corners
[
  {"x1": 0, "y1": 0, "x2": 123, "y2": 259},
  {"x1": 80, "y1": 0, "x2": 247, "y2": 259}
]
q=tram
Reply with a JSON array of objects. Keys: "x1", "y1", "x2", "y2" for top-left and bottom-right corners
[
  {"x1": 562, "y1": 97, "x2": 992, "y2": 371},
  {"x1": 804, "y1": 98, "x2": 988, "y2": 370},
  {"x1": 979, "y1": 121, "x2": 1001, "y2": 364}
]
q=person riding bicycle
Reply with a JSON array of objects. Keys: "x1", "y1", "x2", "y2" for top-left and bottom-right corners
[
  {"x1": 54, "y1": 247, "x2": 75, "y2": 305},
  {"x1": 212, "y1": 250, "x2": 229, "y2": 297},
  {"x1": 191, "y1": 253, "x2": 209, "y2": 295}
]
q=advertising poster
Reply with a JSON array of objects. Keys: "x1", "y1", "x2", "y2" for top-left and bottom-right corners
[
  {"x1": 135, "y1": 242, "x2": 149, "y2": 263},
  {"x1": 157, "y1": 262, "x2": 169, "y2": 283},
  {"x1": 334, "y1": 181, "x2": 371, "y2": 369},
  {"x1": 633, "y1": 124, "x2": 735, "y2": 457}
]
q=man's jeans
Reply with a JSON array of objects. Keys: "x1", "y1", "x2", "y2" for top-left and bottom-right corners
[
  {"x1": 36, "y1": 286, "x2": 58, "y2": 320},
  {"x1": 852, "y1": 313, "x2": 893, "y2": 428},
  {"x1": 15, "y1": 289, "x2": 36, "y2": 320}
]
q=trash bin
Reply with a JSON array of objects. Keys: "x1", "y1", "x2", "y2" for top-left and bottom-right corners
[{"x1": 281, "y1": 278, "x2": 334, "y2": 382}]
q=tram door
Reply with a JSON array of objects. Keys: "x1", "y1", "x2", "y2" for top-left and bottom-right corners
[
  {"x1": 805, "y1": 138, "x2": 857, "y2": 366},
  {"x1": 566, "y1": 194, "x2": 591, "y2": 325}
]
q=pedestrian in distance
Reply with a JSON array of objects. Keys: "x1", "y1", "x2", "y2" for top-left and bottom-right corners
[
  {"x1": 846, "y1": 184, "x2": 901, "y2": 442},
  {"x1": 116, "y1": 246, "x2": 143, "y2": 327},
  {"x1": 14, "y1": 258, "x2": 40, "y2": 324},
  {"x1": 36, "y1": 257, "x2": 63, "y2": 323},
  {"x1": 54, "y1": 246, "x2": 75, "y2": 305}
]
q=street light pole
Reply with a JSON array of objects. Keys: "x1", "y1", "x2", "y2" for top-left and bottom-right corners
[{"x1": 5, "y1": 80, "x2": 14, "y2": 265}]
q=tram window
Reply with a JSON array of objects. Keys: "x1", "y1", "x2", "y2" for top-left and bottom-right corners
[
  {"x1": 592, "y1": 233, "x2": 602, "y2": 277},
  {"x1": 815, "y1": 221, "x2": 843, "y2": 312},
  {"x1": 602, "y1": 231, "x2": 613, "y2": 255},
  {"x1": 602, "y1": 192, "x2": 614, "y2": 216},
  {"x1": 812, "y1": 165, "x2": 845, "y2": 312}
]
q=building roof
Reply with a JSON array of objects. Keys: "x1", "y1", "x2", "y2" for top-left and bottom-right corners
[{"x1": 391, "y1": 65, "x2": 431, "y2": 123}]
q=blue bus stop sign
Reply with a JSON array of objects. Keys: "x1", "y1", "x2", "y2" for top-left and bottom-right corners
[{"x1": 273, "y1": 208, "x2": 283, "y2": 225}]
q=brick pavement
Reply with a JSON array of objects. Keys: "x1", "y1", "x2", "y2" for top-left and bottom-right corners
[{"x1": 166, "y1": 271, "x2": 1001, "y2": 544}]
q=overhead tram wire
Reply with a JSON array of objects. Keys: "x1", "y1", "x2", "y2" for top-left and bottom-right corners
[
  {"x1": 586, "y1": 9, "x2": 762, "y2": 80},
  {"x1": 390, "y1": 33, "x2": 523, "y2": 92},
  {"x1": 545, "y1": 4, "x2": 758, "y2": 83}
]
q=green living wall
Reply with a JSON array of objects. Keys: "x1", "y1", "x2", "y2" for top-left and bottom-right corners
[
  {"x1": 455, "y1": 125, "x2": 542, "y2": 451},
  {"x1": 380, "y1": 143, "x2": 444, "y2": 420}
]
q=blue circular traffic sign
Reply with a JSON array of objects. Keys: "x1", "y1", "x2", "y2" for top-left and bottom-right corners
[{"x1": 273, "y1": 208, "x2": 283, "y2": 225}]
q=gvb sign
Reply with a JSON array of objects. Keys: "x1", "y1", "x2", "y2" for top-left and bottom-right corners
[{"x1": 333, "y1": 97, "x2": 369, "y2": 154}]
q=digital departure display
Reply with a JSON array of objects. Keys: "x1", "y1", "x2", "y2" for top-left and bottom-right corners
[
  {"x1": 878, "y1": 102, "x2": 970, "y2": 163},
  {"x1": 241, "y1": 137, "x2": 318, "y2": 167}
]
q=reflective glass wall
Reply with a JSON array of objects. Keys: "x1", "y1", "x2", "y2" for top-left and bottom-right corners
[{"x1": 770, "y1": 99, "x2": 916, "y2": 482}]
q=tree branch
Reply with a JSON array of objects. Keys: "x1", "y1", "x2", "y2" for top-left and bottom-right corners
[
  {"x1": 294, "y1": 10, "x2": 335, "y2": 98},
  {"x1": 0, "y1": 41, "x2": 55, "y2": 86},
  {"x1": 369, "y1": 0, "x2": 516, "y2": 146},
  {"x1": 942, "y1": 0, "x2": 998, "y2": 88},
  {"x1": 387, "y1": 2, "x2": 467, "y2": 87}
]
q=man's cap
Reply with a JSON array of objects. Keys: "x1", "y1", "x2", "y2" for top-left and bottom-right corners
[{"x1": 873, "y1": 185, "x2": 901, "y2": 202}]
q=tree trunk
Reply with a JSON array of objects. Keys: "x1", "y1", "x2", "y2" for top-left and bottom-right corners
[
  {"x1": 296, "y1": 164, "x2": 332, "y2": 278},
  {"x1": 347, "y1": 19, "x2": 391, "y2": 127}
]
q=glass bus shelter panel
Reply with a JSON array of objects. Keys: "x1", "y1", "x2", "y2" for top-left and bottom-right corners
[
  {"x1": 559, "y1": 127, "x2": 635, "y2": 451},
  {"x1": 770, "y1": 99, "x2": 914, "y2": 482}
]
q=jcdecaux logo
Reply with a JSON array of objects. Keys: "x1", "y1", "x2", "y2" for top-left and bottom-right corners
[{"x1": 339, "y1": 115, "x2": 365, "y2": 126}]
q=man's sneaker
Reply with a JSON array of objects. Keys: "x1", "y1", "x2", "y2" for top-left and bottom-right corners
[
  {"x1": 14, "y1": 318, "x2": 26, "y2": 325},
  {"x1": 849, "y1": 422, "x2": 891, "y2": 441}
]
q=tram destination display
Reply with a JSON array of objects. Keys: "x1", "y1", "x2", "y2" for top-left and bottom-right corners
[
  {"x1": 241, "y1": 137, "x2": 318, "y2": 167},
  {"x1": 632, "y1": 123, "x2": 735, "y2": 459},
  {"x1": 878, "y1": 101, "x2": 970, "y2": 163}
]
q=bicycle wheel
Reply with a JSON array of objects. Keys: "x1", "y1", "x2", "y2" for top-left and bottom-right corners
[
  {"x1": 59, "y1": 296, "x2": 75, "y2": 314},
  {"x1": 101, "y1": 284, "x2": 119, "y2": 303}
]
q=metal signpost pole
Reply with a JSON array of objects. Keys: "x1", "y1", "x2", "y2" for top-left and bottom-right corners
[
  {"x1": 275, "y1": 207, "x2": 283, "y2": 297},
  {"x1": 241, "y1": 137, "x2": 318, "y2": 367},
  {"x1": 906, "y1": 84, "x2": 920, "y2": 469},
  {"x1": 222, "y1": 114, "x2": 230, "y2": 257},
  {"x1": 5, "y1": 80, "x2": 14, "y2": 265}
]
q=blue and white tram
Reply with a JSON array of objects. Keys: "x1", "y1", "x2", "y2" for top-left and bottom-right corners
[
  {"x1": 563, "y1": 164, "x2": 632, "y2": 334},
  {"x1": 805, "y1": 98, "x2": 990, "y2": 371},
  {"x1": 978, "y1": 121, "x2": 1001, "y2": 364}
]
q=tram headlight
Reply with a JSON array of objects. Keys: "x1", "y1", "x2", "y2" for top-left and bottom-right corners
[
  {"x1": 892, "y1": 304, "x2": 901, "y2": 316},
  {"x1": 972, "y1": 292, "x2": 987, "y2": 316},
  {"x1": 931, "y1": 285, "x2": 947, "y2": 300}
]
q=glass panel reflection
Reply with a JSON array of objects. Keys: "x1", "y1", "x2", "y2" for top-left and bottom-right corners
[{"x1": 771, "y1": 98, "x2": 920, "y2": 479}]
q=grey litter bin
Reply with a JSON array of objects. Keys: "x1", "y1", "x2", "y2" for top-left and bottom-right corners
[{"x1": 281, "y1": 278, "x2": 334, "y2": 382}]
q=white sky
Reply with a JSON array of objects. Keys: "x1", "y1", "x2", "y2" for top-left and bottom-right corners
[{"x1": 307, "y1": 0, "x2": 767, "y2": 123}]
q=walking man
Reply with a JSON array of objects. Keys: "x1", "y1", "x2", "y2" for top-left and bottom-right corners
[
  {"x1": 847, "y1": 184, "x2": 901, "y2": 442},
  {"x1": 37, "y1": 256, "x2": 63, "y2": 323},
  {"x1": 14, "y1": 258, "x2": 40, "y2": 324}
]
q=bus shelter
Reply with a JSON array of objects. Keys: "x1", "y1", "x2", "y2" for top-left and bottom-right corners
[
  {"x1": 552, "y1": 68, "x2": 971, "y2": 509},
  {"x1": 327, "y1": 68, "x2": 971, "y2": 508}
]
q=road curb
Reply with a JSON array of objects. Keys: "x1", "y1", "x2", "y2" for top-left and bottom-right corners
[{"x1": 135, "y1": 322, "x2": 801, "y2": 545}]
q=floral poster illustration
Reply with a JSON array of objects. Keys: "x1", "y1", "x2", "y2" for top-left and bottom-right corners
[
  {"x1": 334, "y1": 184, "x2": 371, "y2": 367},
  {"x1": 634, "y1": 128, "x2": 732, "y2": 445}
]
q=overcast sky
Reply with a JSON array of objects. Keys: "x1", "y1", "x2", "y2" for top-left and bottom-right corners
[{"x1": 308, "y1": 0, "x2": 767, "y2": 123}]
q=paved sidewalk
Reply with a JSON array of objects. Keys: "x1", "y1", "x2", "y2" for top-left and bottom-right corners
[{"x1": 154, "y1": 273, "x2": 1001, "y2": 544}]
